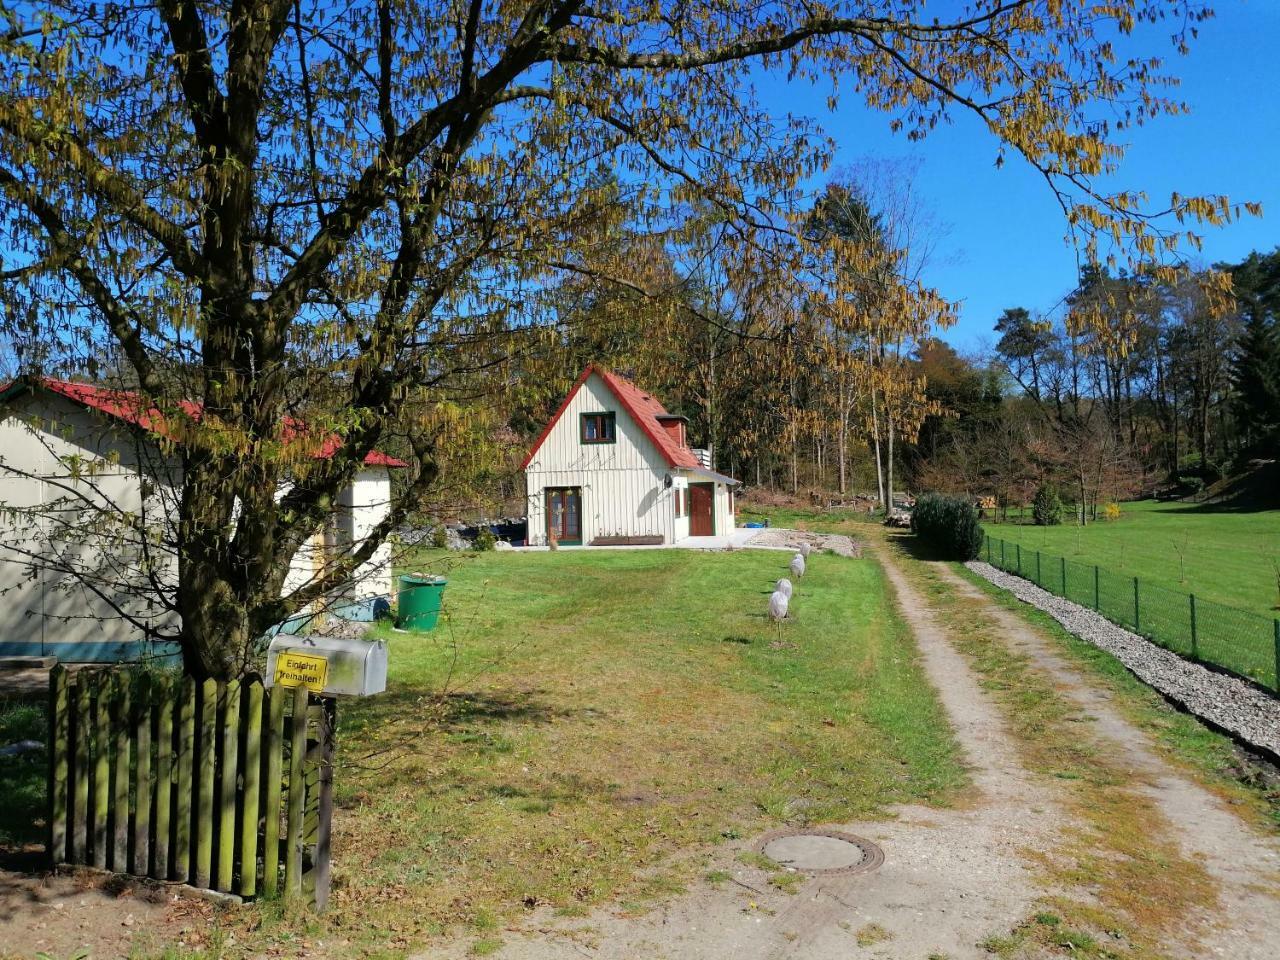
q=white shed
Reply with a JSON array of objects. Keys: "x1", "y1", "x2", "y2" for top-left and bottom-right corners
[
  {"x1": 522, "y1": 366, "x2": 739, "y2": 546},
  {"x1": 0, "y1": 378, "x2": 405, "y2": 662}
]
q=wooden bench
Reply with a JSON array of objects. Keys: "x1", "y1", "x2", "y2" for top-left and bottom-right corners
[{"x1": 589, "y1": 535, "x2": 665, "y2": 546}]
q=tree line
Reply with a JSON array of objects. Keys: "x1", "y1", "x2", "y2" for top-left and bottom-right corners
[{"x1": 910, "y1": 249, "x2": 1280, "y2": 518}]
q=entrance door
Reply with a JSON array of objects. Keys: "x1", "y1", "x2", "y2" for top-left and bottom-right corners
[
  {"x1": 689, "y1": 483, "x2": 715, "y2": 536},
  {"x1": 545, "y1": 487, "x2": 582, "y2": 545}
]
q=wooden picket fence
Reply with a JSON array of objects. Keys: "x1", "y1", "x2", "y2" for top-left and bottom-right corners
[{"x1": 46, "y1": 665, "x2": 335, "y2": 907}]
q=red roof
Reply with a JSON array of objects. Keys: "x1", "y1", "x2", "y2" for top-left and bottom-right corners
[
  {"x1": 3, "y1": 378, "x2": 408, "y2": 468},
  {"x1": 520, "y1": 365, "x2": 701, "y2": 470}
]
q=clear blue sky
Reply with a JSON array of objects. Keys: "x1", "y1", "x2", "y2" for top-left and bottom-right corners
[{"x1": 759, "y1": 0, "x2": 1279, "y2": 353}]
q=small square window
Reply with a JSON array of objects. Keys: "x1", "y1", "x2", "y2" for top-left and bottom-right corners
[{"x1": 581, "y1": 412, "x2": 616, "y2": 444}]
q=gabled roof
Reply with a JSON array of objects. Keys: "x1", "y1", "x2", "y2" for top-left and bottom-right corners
[
  {"x1": 520, "y1": 365, "x2": 702, "y2": 470},
  {"x1": 0, "y1": 377, "x2": 409, "y2": 468}
]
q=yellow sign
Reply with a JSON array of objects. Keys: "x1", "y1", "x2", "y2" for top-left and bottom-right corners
[{"x1": 274, "y1": 651, "x2": 329, "y2": 692}]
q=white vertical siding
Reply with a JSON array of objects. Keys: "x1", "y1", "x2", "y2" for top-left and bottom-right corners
[
  {"x1": 337, "y1": 468, "x2": 394, "y2": 598},
  {"x1": 525, "y1": 373, "x2": 678, "y2": 545},
  {"x1": 715, "y1": 482, "x2": 736, "y2": 535},
  {"x1": 0, "y1": 390, "x2": 398, "y2": 657},
  {"x1": 0, "y1": 394, "x2": 181, "y2": 656}
]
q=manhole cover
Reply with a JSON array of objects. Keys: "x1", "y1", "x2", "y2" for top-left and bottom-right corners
[{"x1": 756, "y1": 828, "x2": 884, "y2": 875}]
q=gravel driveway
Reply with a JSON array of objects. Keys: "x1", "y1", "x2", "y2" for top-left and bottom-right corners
[{"x1": 966, "y1": 560, "x2": 1280, "y2": 759}]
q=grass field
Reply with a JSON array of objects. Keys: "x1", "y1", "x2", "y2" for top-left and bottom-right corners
[
  {"x1": 984, "y1": 500, "x2": 1280, "y2": 618},
  {"x1": 272, "y1": 546, "x2": 964, "y2": 955}
]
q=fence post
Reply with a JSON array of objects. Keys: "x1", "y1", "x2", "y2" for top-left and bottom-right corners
[
  {"x1": 132, "y1": 674, "x2": 151, "y2": 878},
  {"x1": 285, "y1": 686, "x2": 309, "y2": 901},
  {"x1": 1061, "y1": 557, "x2": 1067, "y2": 597},
  {"x1": 195, "y1": 679, "x2": 217, "y2": 888},
  {"x1": 1189, "y1": 595, "x2": 1198, "y2": 659},
  {"x1": 239, "y1": 680, "x2": 263, "y2": 899},
  {"x1": 72, "y1": 676, "x2": 90, "y2": 863},
  {"x1": 111, "y1": 673, "x2": 131, "y2": 873},
  {"x1": 1001, "y1": 539, "x2": 1006, "y2": 568},
  {"x1": 93, "y1": 673, "x2": 110, "y2": 869},
  {"x1": 1016, "y1": 543, "x2": 1022, "y2": 575},
  {"x1": 174, "y1": 677, "x2": 195, "y2": 882},
  {"x1": 1274, "y1": 620, "x2": 1280, "y2": 693},
  {"x1": 1094, "y1": 566, "x2": 1100, "y2": 611},
  {"x1": 262, "y1": 685, "x2": 286, "y2": 898},
  {"x1": 217, "y1": 679, "x2": 241, "y2": 892},
  {"x1": 1133, "y1": 577, "x2": 1141, "y2": 634},
  {"x1": 1036, "y1": 550, "x2": 1042, "y2": 585},
  {"x1": 154, "y1": 677, "x2": 173, "y2": 880},
  {"x1": 313, "y1": 698, "x2": 336, "y2": 911},
  {"x1": 48, "y1": 665, "x2": 69, "y2": 866}
]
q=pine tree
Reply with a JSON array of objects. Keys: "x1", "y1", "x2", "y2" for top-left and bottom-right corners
[{"x1": 1227, "y1": 250, "x2": 1280, "y2": 457}]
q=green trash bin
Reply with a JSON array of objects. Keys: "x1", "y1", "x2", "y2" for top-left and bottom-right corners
[{"x1": 398, "y1": 574, "x2": 447, "y2": 631}]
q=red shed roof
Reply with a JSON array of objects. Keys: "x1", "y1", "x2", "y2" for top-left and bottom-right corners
[
  {"x1": 520, "y1": 365, "x2": 702, "y2": 470},
  {"x1": 0, "y1": 378, "x2": 409, "y2": 468}
]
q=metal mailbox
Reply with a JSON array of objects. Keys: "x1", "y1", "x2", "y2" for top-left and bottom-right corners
[{"x1": 265, "y1": 635, "x2": 388, "y2": 697}]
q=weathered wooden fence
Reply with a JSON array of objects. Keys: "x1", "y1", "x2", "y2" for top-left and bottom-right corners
[{"x1": 46, "y1": 666, "x2": 335, "y2": 907}]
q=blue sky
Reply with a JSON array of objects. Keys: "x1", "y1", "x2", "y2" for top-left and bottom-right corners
[{"x1": 760, "y1": 0, "x2": 1279, "y2": 353}]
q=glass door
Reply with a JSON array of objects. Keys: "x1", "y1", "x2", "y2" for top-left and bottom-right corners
[{"x1": 545, "y1": 487, "x2": 582, "y2": 545}]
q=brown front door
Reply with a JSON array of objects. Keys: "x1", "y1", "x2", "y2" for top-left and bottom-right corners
[
  {"x1": 689, "y1": 483, "x2": 715, "y2": 536},
  {"x1": 545, "y1": 487, "x2": 582, "y2": 545}
]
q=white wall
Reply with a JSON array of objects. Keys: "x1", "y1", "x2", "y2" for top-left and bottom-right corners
[
  {"x1": 525, "y1": 373, "x2": 680, "y2": 545},
  {"x1": 0, "y1": 390, "x2": 396, "y2": 659},
  {"x1": 0, "y1": 393, "x2": 181, "y2": 658},
  {"x1": 337, "y1": 468, "x2": 394, "y2": 598},
  {"x1": 715, "y1": 482, "x2": 736, "y2": 534}
]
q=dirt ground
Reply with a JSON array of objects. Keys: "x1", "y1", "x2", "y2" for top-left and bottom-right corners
[{"x1": 0, "y1": 862, "x2": 215, "y2": 959}]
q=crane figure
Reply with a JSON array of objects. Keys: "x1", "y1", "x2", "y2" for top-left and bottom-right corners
[
  {"x1": 768, "y1": 589, "x2": 789, "y2": 621},
  {"x1": 790, "y1": 553, "x2": 806, "y2": 579},
  {"x1": 775, "y1": 577, "x2": 793, "y2": 600},
  {"x1": 799, "y1": 541, "x2": 812, "y2": 558}
]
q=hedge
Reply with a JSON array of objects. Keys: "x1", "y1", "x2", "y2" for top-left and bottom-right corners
[{"x1": 910, "y1": 493, "x2": 984, "y2": 561}]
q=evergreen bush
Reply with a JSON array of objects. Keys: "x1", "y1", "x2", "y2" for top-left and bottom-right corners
[
  {"x1": 1032, "y1": 484, "x2": 1063, "y2": 526},
  {"x1": 910, "y1": 493, "x2": 984, "y2": 560}
]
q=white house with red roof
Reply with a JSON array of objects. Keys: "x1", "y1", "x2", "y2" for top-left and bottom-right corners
[
  {"x1": 522, "y1": 366, "x2": 739, "y2": 547},
  {"x1": 0, "y1": 377, "x2": 407, "y2": 662}
]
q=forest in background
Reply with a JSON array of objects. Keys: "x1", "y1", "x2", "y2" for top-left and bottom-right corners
[{"x1": 469, "y1": 176, "x2": 1280, "y2": 524}]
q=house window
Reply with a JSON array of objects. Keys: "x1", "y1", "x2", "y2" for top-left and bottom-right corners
[
  {"x1": 674, "y1": 487, "x2": 685, "y2": 518},
  {"x1": 580, "y1": 411, "x2": 616, "y2": 444}
]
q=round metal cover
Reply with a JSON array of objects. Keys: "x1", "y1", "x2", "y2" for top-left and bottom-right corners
[{"x1": 756, "y1": 828, "x2": 885, "y2": 876}]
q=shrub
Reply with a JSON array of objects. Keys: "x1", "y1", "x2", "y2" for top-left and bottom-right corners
[
  {"x1": 910, "y1": 492, "x2": 984, "y2": 561},
  {"x1": 431, "y1": 524, "x2": 449, "y2": 549},
  {"x1": 1032, "y1": 484, "x2": 1063, "y2": 526},
  {"x1": 1102, "y1": 502, "x2": 1121, "y2": 522},
  {"x1": 474, "y1": 527, "x2": 497, "y2": 551}
]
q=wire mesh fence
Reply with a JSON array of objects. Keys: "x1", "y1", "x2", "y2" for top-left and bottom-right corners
[{"x1": 982, "y1": 534, "x2": 1280, "y2": 692}]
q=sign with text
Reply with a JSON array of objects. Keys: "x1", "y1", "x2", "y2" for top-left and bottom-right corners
[{"x1": 273, "y1": 651, "x2": 329, "y2": 692}]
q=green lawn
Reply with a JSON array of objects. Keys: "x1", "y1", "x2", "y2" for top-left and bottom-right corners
[
  {"x1": 300, "y1": 547, "x2": 964, "y2": 954},
  {"x1": 983, "y1": 500, "x2": 1280, "y2": 618}
]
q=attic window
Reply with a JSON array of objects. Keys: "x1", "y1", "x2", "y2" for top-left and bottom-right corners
[{"x1": 580, "y1": 412, "x2": 616, "y2": 444}]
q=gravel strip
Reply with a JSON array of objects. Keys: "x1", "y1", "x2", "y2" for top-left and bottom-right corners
[
  {"x1": 966, "y1": 560, "x2": 1280, "y2": 759},
  {"x1": 744, "y1": 528, "x2": 862, "y2": 558}
]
